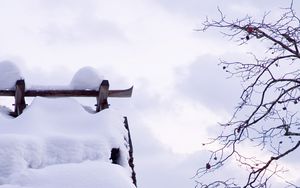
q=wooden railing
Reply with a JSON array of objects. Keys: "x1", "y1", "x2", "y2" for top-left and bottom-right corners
[{"x1": 0, "y1": 79, "x2": 133, "y2": 117}]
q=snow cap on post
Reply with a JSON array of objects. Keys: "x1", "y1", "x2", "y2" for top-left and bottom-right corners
[
  {"x1": 70, "y1": 66, "x2": 104, "y2": 90},
  {"x1": 0, "y1": 61, "x2": 23, "y2": 90}
]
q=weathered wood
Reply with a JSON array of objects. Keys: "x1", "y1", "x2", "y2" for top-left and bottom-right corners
[
  {"x1": 26, "y1": 90, "x2": 98, "y2": 97},
  {"x1": 0, "y1": 79, "x2": 133, "y2": 116},
  {"x1": 124, "y1": 117, "x2": 137, "y2": 186},
  {"x1": 110, "y1": 148, "x2": 120, "y2": 165},
  {"x1": 0, "y1": 90, "x2": 15, "y2": 96},
  {"x1": 96, "y1": 80, "x2": 109, "y2": 112},
  {"x1": 14, "y1": 80, "x2": 26, "y2": 116},
  {"x1": 0, "y1": 87, "x2": 133, "y2": 97},
  {"x1": 108, "y1": 86, "x2": 133, "y2": 98}
]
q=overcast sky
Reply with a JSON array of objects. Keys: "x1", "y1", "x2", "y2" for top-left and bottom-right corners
[{"x1": 1, "y1": 0, "x2": 300, "y2": 187}]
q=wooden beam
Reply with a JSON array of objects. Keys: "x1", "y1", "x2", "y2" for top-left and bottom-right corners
[
  {"x1": 108, "y1": 86, "x2": 133, "y2": 98},
  {"x1": 14, "y1": 80, "x2": 26, "y2": 116},
  {"x1": 96, "y1": 80, "x2": 109, "y2": 112},
  {"x1": 0, "y1": 87, "x2": 133, "y2": 98},
  {"x1": 26, "y1": 90, "x2": 98, "y2": 97},
  {"x1": 0, "y1": 90, "x2": 15, "y2": 96},
  {"x1": 0, "y1": 79, "x2": 133, "y2": 115}
]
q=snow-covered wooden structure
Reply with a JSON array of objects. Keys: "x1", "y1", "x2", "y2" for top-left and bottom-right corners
[
  {"x1": 0, "y1": 77, "x2": 137, "y2": 187},
  {"x1": 0, "y1": 79, "x2": 133, "y2": 117}
]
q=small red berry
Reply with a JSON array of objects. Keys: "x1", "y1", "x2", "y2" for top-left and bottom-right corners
[{"x1": 247, "y1": 26, "x2": 254, "y2": 33}]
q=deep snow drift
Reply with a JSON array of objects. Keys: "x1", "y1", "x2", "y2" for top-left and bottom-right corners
[{"x1": 0, "y1": 97, "x2": 134, "y2": 187}]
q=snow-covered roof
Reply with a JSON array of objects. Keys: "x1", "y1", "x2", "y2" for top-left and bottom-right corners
[
  {"x1": 0, "y1": 61, "x2": 135, "y2": 187},
  {"x1": 0, "y1": 97, "x2": 135, "y2": 187}
]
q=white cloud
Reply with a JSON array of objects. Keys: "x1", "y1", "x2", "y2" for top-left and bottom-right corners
[
  {"x1": 175, "y1": 55, "x2": 242, "y2": 113},
  {"x1": 135, "y1": 151, "x2": 207, "y2": 188}
]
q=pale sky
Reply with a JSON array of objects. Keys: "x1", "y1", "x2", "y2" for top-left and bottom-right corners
[{"x1": 0, "y1": 0, "x2": 299, "y2": 187}]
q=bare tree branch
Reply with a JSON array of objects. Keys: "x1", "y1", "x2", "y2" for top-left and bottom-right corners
[{"x1": 196, "y1": 2, "x2": 300, "y2": 188}]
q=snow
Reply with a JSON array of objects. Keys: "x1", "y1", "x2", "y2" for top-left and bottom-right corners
[
  {"x1": 0, "y1": 61, "x2": 23, "y2": 90},
  {"x1": 0, "y1": 64, "x2": 135, "y2": 187},
  {"x1": 0, "y1": 63, "x2": 104, "y2": 90},
  {"x1": 2, "y1": 161, "x2": 135, "y2": 188},
  {"x1": 0, "y1": 97, "x2": 134, "y2": 188},
  {"x1": 70, "y1": 67, "x2": 104, "y2": 90}
]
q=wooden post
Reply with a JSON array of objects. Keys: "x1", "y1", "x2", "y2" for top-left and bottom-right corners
[
  {"x1": 96, "y1": 80, "x2": 109, "y2": 112},
  {"x1": 14, "y1": 80, "x2": 26, "y2": 116},
  {"x1": 124, "y1": 117, "x2": 137, "y2": 186},
  {"x1": 110, "y1": 148, "x2": 120, "y2": 164}
]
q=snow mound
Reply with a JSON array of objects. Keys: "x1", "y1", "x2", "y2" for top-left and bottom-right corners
[
  {"x1": 0, "y1": 64, "x2": 104, "y2": 91},
  {"x1": 0, "y1": 135, "x2": 111, "y2": 184},
  {"x1": 70, "y1": 67, "x2": 104, "y2": 90},
  {"x1": 0, "y1": 61, "x2": 23, "y2": 90},
  {"x1": 6, "y1": 161, "x2": 135, "y2": 188},
  {"x1": 0, "y1": 97, "x2": 132, "y2": 187}
]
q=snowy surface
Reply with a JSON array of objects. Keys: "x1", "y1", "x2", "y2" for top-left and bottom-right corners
[
  {"x1": 0, "y1": 61, "x2": 23, "y2": 90},
  {"x1": 0, "y1": 63, "x2": 104, "y2": 90},
  {"x1": 70, "y1": 67, "x2": 104, "y2": 90},
  {"x1": 0, "y1": 97, "x2": 134, "y2": 188},
  {"x1": 0, "y1": 161, "x2": 135, "y2": 188}
]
